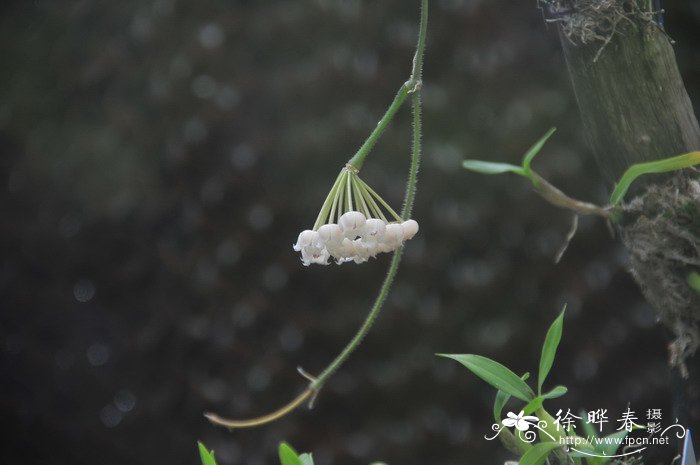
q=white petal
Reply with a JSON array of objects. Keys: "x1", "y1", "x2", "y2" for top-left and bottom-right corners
[
  {"x1": 382, "y1": 223, "x2": 405, "y2": 247},
  {"x1": 401, "y1": 219, "x2": 419, "y2": 240},
  {"x1": 317, "y1": 223, "x2": 343, "y2": 245},
  {"x1": 301, "y1": 244, "x2": 330, "y2": 265},
  {"x1": 353, "y1": 239, "x2": 379, "y2": 260},
  {"x1": 339, "y1": 211, "x2": 367, "y2": 238},
  {"x1": 361, "y1": 218, "x2": 386, "y2": 241},
  {"x1": 293, "y1": 229, "x2": 316, "y2": 251}
]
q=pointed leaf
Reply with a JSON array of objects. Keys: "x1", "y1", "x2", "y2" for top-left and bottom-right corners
[
  {"x1": 579, "y1": 410, "x2": 598, "y2": 439},
  {"x1": 595, "y1": 428, "x2": 636, "y2": 457},
  {"x1": 523, "y1": 396, "x2": 544, "y2": 415},
  {"x1": 610, "y1": 151, "x2": 700, "y2": 206},
  {"x1": 541, "y1": 385, "x2": 568, "y2": 400},
  {"x1": 438, "y1": 354, "x2": 535, "y2": 402},
  {"x1": 538, "y1": 305, "x2": 566, "y2": 394},
  {"x1": 198, "y1": 442, "x2": 217, "y2": 465},
  {"x1": 494, "y1": 372, "x2": 530, "y2": 421},
  {"x1": 519, "y1": 442, "x2": 562, "y2": 465},
  {"x1": 278, "y1": 442, "x2": 303, "y2": 465},
  {"x1": 522, "y1": 127, "x2": 557, "y2": 176},
  {"x1": 462, "y1": 160, "x2": 526, "y2": 176}
]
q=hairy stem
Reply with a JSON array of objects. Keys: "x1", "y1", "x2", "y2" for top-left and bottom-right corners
[
  {"x1": 206, "y1": 0, "x2": 428, "y2": 429},
  {"x1": 311, "y1": 0, "x2": 427, "y2": 388}
]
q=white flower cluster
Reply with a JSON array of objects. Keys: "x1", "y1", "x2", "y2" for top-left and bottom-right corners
[{"x1": 294, "y1": 211, "x2": 419, "y2": 266}]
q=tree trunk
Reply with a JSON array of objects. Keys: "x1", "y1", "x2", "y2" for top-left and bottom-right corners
[{"x1": 549, "y1": 0, "x2": 700, "y2": 434}]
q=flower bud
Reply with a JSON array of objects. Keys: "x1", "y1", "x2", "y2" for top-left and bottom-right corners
[
  {"x1": 293, "y1": 230, "x2": 317, "y2": 252},
  {"x1": 317, "y1": 223, "x2": 343, "y2": 245},
  {"x1": 339, "y1": 211, "x2": 367, "y2": 238},
  {"x1": 361, "y1": 218, "x2": 386, "y2": 241},
  {"x1": 401, "y1": 219, "x2": 419, "y2": 240},
  {"x1": 382, "y1": 223, "x2": 405, "y2": 248}
]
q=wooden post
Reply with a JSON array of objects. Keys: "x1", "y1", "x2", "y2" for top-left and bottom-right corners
[{"x1": 549, "y1": 0, "x2": 700, "y2": 433}]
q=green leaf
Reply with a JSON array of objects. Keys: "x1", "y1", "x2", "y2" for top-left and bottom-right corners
[
  {"x1": 522, "y1": 127, "x2": 557, "y2": 177},
  {"x1": 523, "y1": 396, "x2": 544, "y2": 415},
  {"x1": 462, "y1": 160, "x2": 526, "y2": 176},
  {"x1": 541, "y1": 385, "x2": 568, "y2": 400},
  {"x1": 438, "y1": 354, "x2": 535, "y2": 402},
  {"x1": 579, "y1": 410, "x2": 597, "y2": 439},
  {"x1": 519, "y1": 442, "x2": 562, "y2": 465},
  {"x1": 493, "y1": 372, "x2": 530, "y2": 421},
  {"x1": 689, "y1": 272, "x2": 700, "y2": 293},
  {"x1": 595, "y1": 428, "x2": 636, "y2": 457},
  {"x1": 610, "y1": 150, "x2": 700, "y2": 206},
  {"x1": 298, "y1": 453, "x2": 314, "y2": 465},
  {"x1": 278, "y1": 442, "x2": 303, "y2": 465},
  {"x1": 198, "y1": 442, "x2": 217, "y2": 465},
  {"x1": 538, "y1": 305, "x2": 566, "y2": 394}
]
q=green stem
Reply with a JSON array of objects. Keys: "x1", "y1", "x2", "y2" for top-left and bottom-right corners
[
  {"x1": 313, "y1": 169, "x2": 345, "y2": 230},
  {"x1": 358, "y1": 180, "x2": 387, "y2": 221},
  {"x1": 347, "y1": 0, "x2": 427, "y2": 171},
  {"x1": 360, "y1": 178, "x2": 404, "y2": 222},
  {"x1": 328, "y1": 171, "x2": 344, "y2": 223},
  {"x1": 310, "y1": 0, "x2": 427, "y2": 390},
  {"x1": 346, "y1": 171, "x2": 353, "y2": 211},
  {"x1": 347, "y1": 87, "x2": 410, "y2": 171},
  {"x1": 352, "y1": 175, "x2": 372, "y2": 218}
]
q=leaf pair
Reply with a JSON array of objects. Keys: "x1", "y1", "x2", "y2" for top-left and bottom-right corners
[
  {"x1": 279, "y1": 443, "x2": 315, "y2": 465},
  {"x1": 462, "y1": 128, "x2": 557, "y2": 182},
  {"x1": 463, "y1": 128, "x2": 700, "y2": 208},
  {"x1": 439, "y1": 304, "x2": 567, "y2": 408},
  {"x1": 199, "y1": 441, "x2": 315, "y2": 465}
]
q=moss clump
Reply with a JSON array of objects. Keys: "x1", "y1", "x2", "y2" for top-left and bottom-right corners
[{"x1": 620, "y1": 174, "x2": 700, "y2": 376}]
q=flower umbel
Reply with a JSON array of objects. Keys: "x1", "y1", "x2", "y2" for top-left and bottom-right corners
[{"x1": 294, "y1": 164, "x2": 419, "y2": 265}]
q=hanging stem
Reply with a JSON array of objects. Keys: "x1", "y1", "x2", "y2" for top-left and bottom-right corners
[
  {"x1": 205, "y1": 389, "x2": 313, "y2": 428},
  {"x1": 311, "y1": 0, "x2": 427, "y2": 389},
  {"x1": 206, "y1": 0, "x2": 428, "y2": 429},
  {"x1": 347, "y1": 0, "x2": 427, "y2": 171}
]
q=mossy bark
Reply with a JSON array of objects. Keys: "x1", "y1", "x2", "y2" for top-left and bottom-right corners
[{"x1": 551, "y1": 0, "x2": 700, "y2": 433}]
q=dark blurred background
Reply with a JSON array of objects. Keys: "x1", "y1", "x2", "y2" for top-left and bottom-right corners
[{"x1": 1, "y1": 1, "x2": 699, "y2": 464}]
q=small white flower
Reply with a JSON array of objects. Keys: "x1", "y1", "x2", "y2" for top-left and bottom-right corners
[
  {"x1": 327, "y1": 238, "x2": 355, "y2": 263},
  {"x1": 382, "y1": 223, "x2": 404, "y2": 247},
  {"x1": 361, "y1": 218, "x2": 386, "y2": 241},
  {"x1": 339, "y1": 211, "x2": 367, "y2": 239},
  {"x1": 401, "y1": 219, "x2": 419, "y2": 240},
  {"x1": 502, "y1": 411, "x2": 539, "y2": 432},
  {"x1": 301, "y1": 244, "x2": 330, "y2": 266},
  {"x1": 293, "y1": 230, "x2": 318, "y2": 252},
  {"x1": 353, "y1": 239, "x2": 379, "y2": 261},
  {"x1": 317, "y1": 223, "x2": 344, "y2": 245}
]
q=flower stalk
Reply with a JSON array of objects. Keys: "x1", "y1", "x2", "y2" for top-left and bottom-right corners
[{"x1": 206, "y1": 0, "x2": 429, "y2": 429}]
